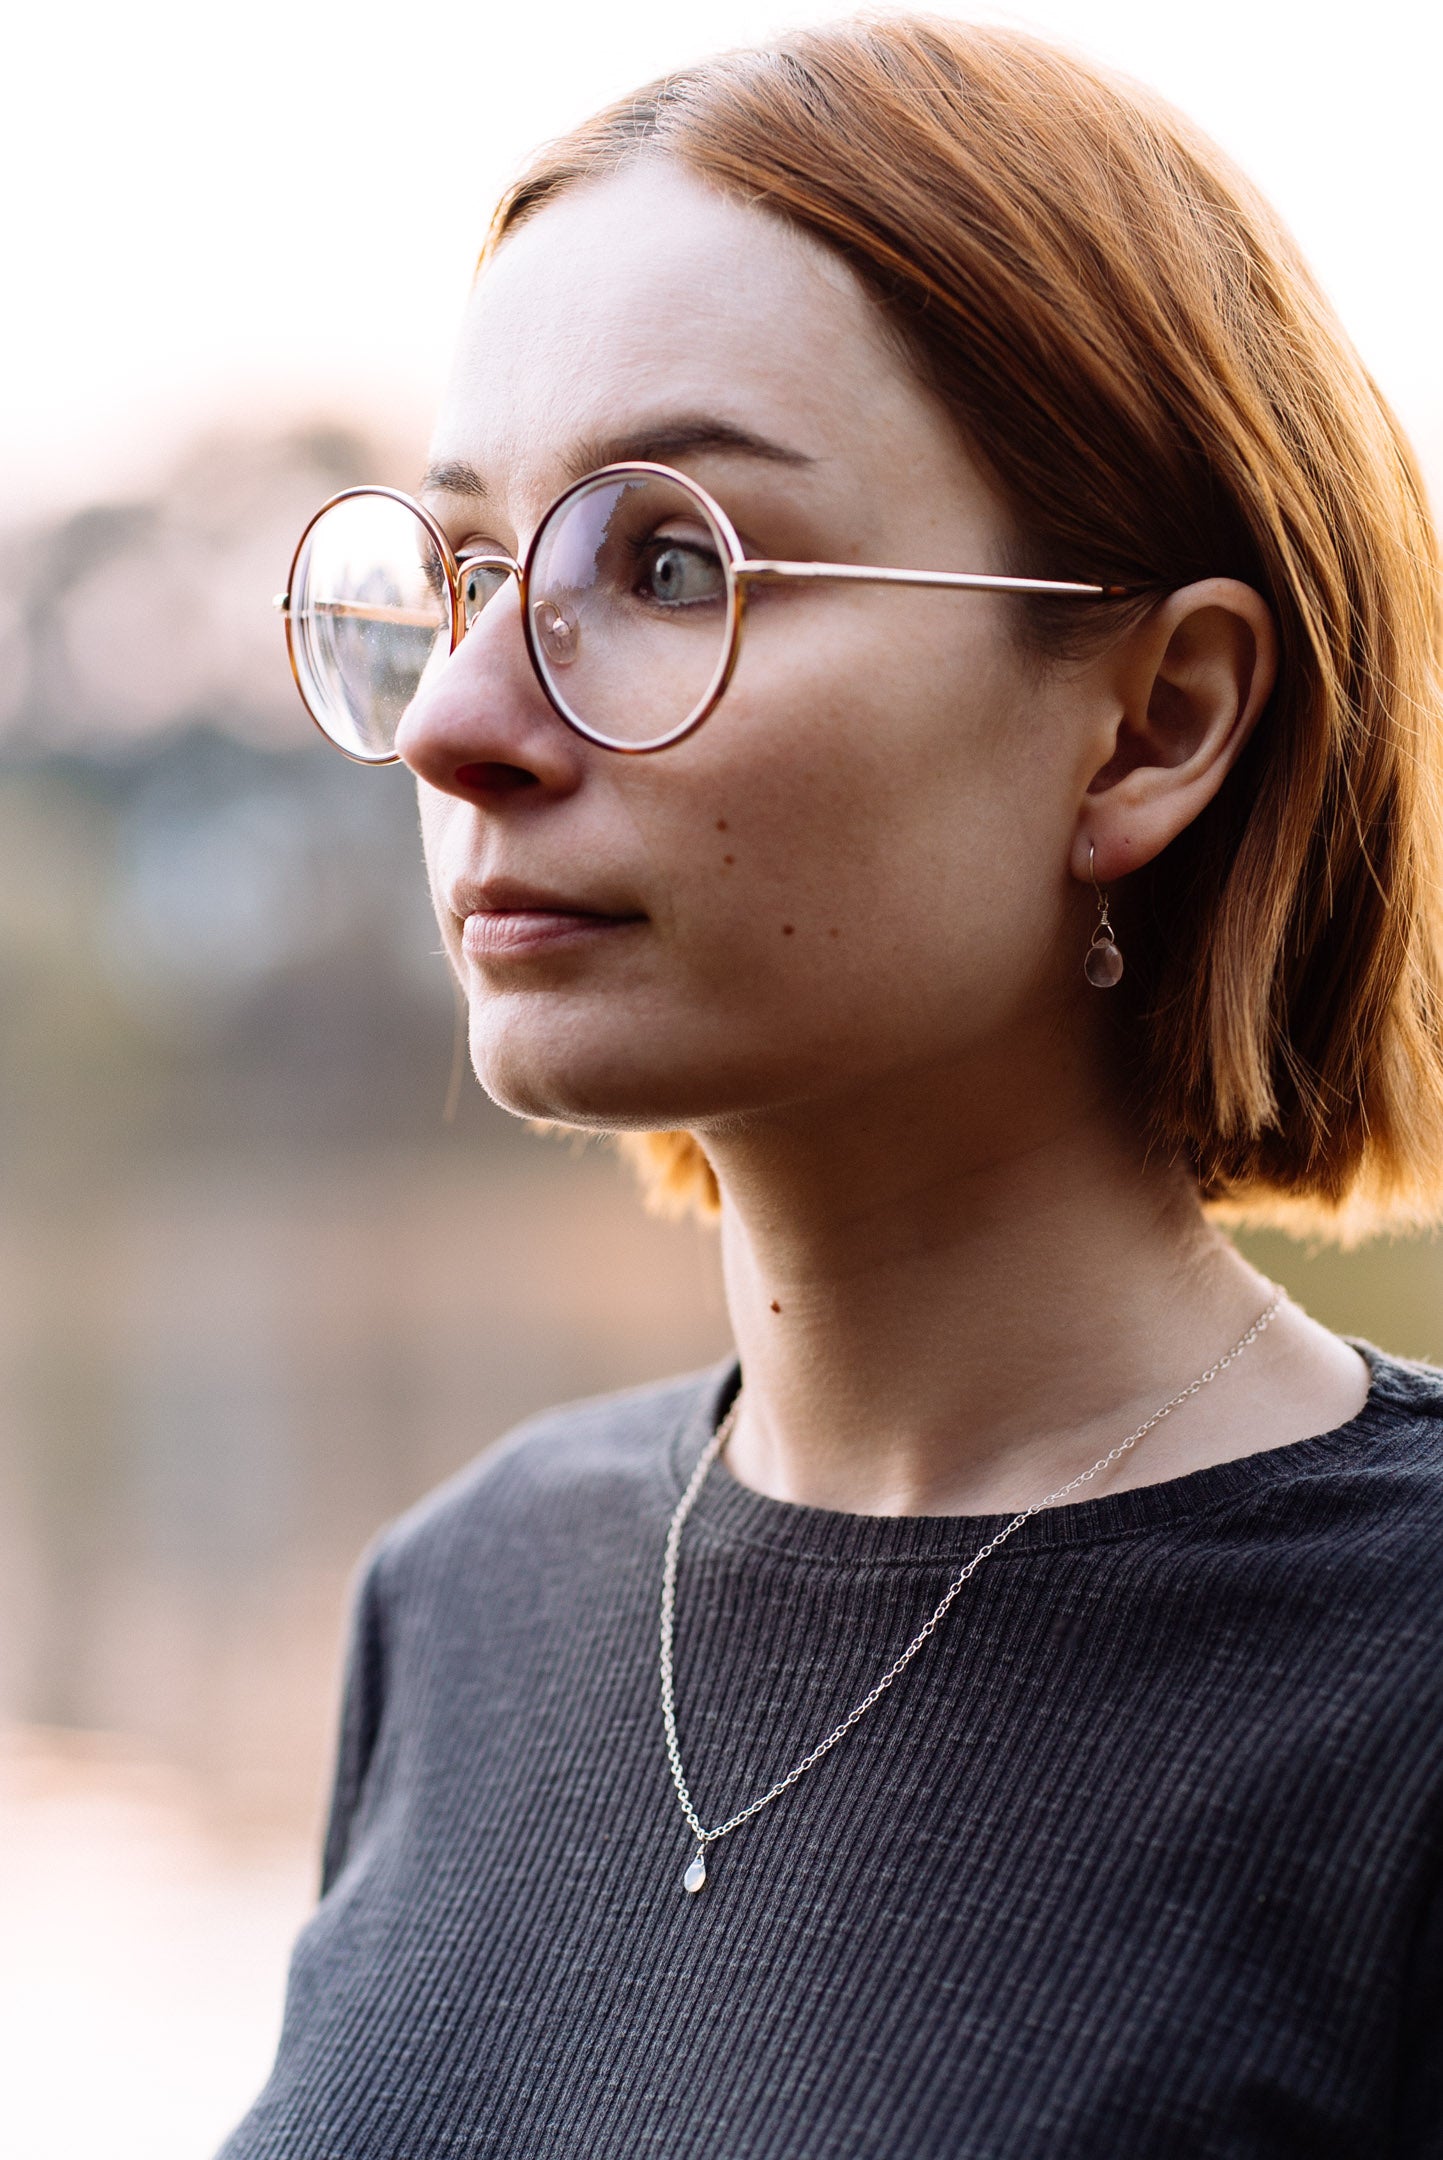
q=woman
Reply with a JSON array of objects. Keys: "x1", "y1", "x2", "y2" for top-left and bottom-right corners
[{"x1": 230, "y1": 19, "x2": 1443, "y2": 2155}]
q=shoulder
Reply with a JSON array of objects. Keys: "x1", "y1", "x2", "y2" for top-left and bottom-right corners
[
  {"x1": 1324, "y1": 1342, "x2": 1443, "y2": 1519},
  {"x1": 1239, "y1": 1341, "x2": 1443, "y2": 1545},
  {"x1": 1220, "y1": 1342, "x2": 1443, "y2": 1639},
  {"x1": 1342, "y1": 1344, "x2": 1443, "y2": 1562},
  {"x1": 1357, "y1": 1341, "x2": 1443, "y2": 1422},
  {"x1": 363, "y1": 1361, "x2": 732, "y2": 1600}
]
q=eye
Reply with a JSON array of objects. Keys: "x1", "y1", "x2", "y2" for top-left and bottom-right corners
[
  {"x1": 459, "y1": 558, "x2": 513, "y2": 624},
  {"x1": 636, "y1": 536, "x2": 727, "y2": 608}
]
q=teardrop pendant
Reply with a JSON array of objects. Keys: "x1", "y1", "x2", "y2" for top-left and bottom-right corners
[
  {"x1": 1084, "y1": 935, "x2": 1124, "y2": 989},
  {"x1": 683, "y1": 1849, "x2": 707, "y2": 1894}
]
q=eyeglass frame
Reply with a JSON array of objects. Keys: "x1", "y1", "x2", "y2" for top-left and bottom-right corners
[{"x1": 276, "y1": 459, "x2": 1145, "y2": 764}]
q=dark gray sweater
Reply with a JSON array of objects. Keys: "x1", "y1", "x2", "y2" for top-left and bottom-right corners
[{"x1": 220, "y1": 1346, "x2": 1443, "y2": 2157}]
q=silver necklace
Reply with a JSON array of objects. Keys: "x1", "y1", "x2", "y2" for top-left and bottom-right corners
[{"x1": 660, "y1": 1288, "x2": 1283, "y2": 1895}]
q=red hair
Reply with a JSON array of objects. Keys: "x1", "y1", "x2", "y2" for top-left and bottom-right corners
[{"x1": 488, "y1": 16, "x2": 1443, "y2": 1239}]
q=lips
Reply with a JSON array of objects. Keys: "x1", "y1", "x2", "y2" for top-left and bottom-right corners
[{"x1": 453, "y1": 877, "x2": 645, "y2": 962}]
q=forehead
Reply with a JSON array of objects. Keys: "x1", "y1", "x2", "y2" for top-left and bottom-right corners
[{"x1": 431, "y1": 160, "x2": 960, "y2": 512}]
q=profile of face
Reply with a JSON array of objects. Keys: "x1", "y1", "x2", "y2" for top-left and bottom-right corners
[{"x1": 397, "y1": 160, "x2": 1271, "y2": 1152}]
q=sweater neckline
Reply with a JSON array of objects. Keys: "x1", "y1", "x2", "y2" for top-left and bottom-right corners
[{"x1": 665, "y1": 1341, "x2": 1434, "y2": 1566}]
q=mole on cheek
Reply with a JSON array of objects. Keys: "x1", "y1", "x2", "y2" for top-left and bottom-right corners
[
  {"x1": 723, "y1": 854, "x2": 735, "y2": 866},
  {"x1": 716, "y1": 818, "x2": 729, "y2": 832},
  {"x1": 770, "y1": 1300, "x2": 782, "y2": 1314},
  {"x1": 782, "y1": 924, "x2": 795, "y2": 937}
]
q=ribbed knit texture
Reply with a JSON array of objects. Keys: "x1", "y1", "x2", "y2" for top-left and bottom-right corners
[{"x1": 219, "y1": 1345, "x2": 1443, "y2": 2158}]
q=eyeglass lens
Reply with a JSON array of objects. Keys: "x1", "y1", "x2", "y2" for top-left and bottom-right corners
[
  {"x1": 289, "y1": 471, "x2": 736, "y2": 758},
  {"x1": 523, "y1": 470, "x2": 733, "y2": 750},
  {"x1": 289, "y1": 493, "x2": 453, "y2": 763}
]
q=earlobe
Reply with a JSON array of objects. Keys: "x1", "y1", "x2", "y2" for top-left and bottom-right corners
[{"x1": 1073, "y1": 577, "x2": 1277, "y2": 885}]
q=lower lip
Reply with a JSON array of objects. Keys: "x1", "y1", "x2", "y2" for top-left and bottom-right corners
[{"x1": 461, "y1": 910, "x2": 642, "y2": 960}]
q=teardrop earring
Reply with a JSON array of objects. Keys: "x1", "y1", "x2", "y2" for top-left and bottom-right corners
[{"x1": 1084, "y1": 844, "x2": 1124, "y2": 988}]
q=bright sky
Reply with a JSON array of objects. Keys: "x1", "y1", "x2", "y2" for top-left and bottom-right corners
[{"x1": 5, "y1": 0, "x2": 1440, "y2": 518}]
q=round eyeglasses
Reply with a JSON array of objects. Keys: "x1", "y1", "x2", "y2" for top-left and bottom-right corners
[{"x1": 276, "y1": 461, "x2": 1139, "y2": 763}]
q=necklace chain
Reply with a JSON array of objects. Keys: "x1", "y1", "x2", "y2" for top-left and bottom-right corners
[{"x1": 659, "y1": 1289, "x2": 1283, "y2": 1888}]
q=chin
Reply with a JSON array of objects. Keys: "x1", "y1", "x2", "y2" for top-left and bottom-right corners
[
  {"x1": 467, "y1": 1012, "x2": 695, "y2": 1131},
  {"x1": 465, "y1": 995, "x2": 796, "y2": 1133}
]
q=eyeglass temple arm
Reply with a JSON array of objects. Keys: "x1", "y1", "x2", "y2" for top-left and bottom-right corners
[
  {"x1": 735, "y1": 561, "x2": 1140, "y2": 598},
  {"x1": 272, "y1": 565, "x2": 1140, "y2": 620}
]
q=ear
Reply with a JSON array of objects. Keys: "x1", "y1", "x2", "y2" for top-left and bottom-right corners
[{"x1": 1069, "y1": 578, "x2": 1277, "y2": 885}]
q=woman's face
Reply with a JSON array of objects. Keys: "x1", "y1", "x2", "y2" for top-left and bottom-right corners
[{"x1": 399, "y1": 160, "x2": 1103, "y2": 1137}]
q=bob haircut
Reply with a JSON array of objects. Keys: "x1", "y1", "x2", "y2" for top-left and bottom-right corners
[{"x1": 485, "y1": 15, "x2": 1443, "y2": 1242}]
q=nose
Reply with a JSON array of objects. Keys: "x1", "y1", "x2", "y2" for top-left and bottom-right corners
[{"x1": 394, "y1": 571, "x2": 587, "y2": 804}]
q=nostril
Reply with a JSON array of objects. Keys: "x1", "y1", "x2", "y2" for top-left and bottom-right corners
[{"x1": 456, "y1": 761, "x2": 541, "y2": 795}]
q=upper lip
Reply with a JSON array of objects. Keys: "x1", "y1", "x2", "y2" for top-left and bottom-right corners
[{"x1": 451, "y1": 877, "x2": 641, "y2": 919}]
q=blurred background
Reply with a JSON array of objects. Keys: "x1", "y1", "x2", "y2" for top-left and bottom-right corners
[{"x1": 2, "y1": 2, "x2": 1440, "y2": 2153}]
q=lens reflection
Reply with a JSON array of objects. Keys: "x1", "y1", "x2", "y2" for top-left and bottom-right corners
[
  {"x1": 526, "y1": 472, "x2": 734, "y2": 748},
  {"x1": 289, "y1": 494, "x2": 451, "y2": 762}
]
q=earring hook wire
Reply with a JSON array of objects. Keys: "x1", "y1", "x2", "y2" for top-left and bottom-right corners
[{"x1": 1088, "y1": 843, "x2": 1114, "y2": 940}]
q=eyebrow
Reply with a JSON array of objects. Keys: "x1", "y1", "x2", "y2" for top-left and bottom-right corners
[{"x1": 419, "y1": 418, "x2": 815, "y2": 501}]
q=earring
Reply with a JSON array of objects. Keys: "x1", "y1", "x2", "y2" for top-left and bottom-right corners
[{"x1": 1084, "y1": 844, "x2": 1124, "y2": 988}]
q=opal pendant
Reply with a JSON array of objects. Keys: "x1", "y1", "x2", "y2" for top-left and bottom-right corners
[{"x1": 683, "y1": 1851, "x2": 707, "y2": 1894}]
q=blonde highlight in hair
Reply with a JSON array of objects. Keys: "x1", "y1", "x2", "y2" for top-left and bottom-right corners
[{"x1": 489, "y1": 16, "x2": 1443, "y2": 1241}]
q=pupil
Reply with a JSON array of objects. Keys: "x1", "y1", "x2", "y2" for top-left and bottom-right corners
[{"x1": 655, "y1": 547, "x2": 685, "y2": 598}]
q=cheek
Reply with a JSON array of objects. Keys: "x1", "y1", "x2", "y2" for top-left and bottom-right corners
[
  {"x1": 643, "y1": 612, "x2": 1058, "y2": 1040},
  {"x1": 705, "y1": 601, "x2": 1038, "y2": 925}
]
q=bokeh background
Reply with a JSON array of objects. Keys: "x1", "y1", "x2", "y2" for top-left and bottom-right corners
[{"x1": 3, "y1": 2, "x2": 1440, "y2": 2153}]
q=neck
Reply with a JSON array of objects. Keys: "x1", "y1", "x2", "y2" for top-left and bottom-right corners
[{"x1": 704, "y1": 1066, "x2": 1283, "y2": 1517}]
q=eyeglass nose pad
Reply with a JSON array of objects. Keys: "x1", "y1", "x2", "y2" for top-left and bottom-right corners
[{"x1": 534, "y1": 597, "x2": 580, "y2": 667}]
